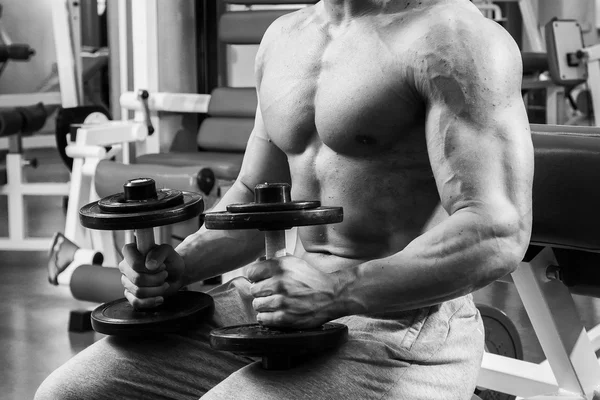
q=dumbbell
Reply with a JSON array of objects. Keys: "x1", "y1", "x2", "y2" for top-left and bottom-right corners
[
  {"x1": 79, "y1": 178, "x2": 213, "y2": 336},
  {"x1": 204, "y1": 182, "x2": 348, "y2": 370}
]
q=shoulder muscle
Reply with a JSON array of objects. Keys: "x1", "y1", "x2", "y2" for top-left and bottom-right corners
[{"x1": 414, "y1": 6, "x2": 523, "y2": 118}]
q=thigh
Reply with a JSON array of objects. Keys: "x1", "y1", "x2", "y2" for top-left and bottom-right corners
[
  {"x1": 387, "y1": 294, "x2": 485, "y2": 400},
  {"x1": 202, "y1": 295, "x2": 483, "y2": 400},
  {"x1": 36, "y1": 277, "x2": 258, "y2": 400},
  {"x1": 37, "y1": 332, "x2": 250, "y2": 400}
]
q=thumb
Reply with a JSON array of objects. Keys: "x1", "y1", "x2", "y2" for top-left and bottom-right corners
[{"x1": 145, "y1": 244, "x2": 177, "y2": 272}]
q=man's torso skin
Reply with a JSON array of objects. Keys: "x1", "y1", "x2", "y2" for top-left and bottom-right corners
[{"x1": 257, "y1": 0, "x2": 483, "y2": 272}]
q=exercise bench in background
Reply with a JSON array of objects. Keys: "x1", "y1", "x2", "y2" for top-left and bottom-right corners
[
  {"x1": 477, "y1": 123, "x2": 600, "y2": 400},
  {"x1": 61, "y1": 0, "x2": 316, "y2": 271},
  {"x1": 0, "y1": 103, "x2": 71, "y2": 250},
  {"x1": 118, "y1": 0, "x2": 316, "y2": 202}
]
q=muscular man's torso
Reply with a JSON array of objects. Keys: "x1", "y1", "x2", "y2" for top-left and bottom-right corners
[{"x1": 257, "y1": 0, "x2": 478, "y2": 272}]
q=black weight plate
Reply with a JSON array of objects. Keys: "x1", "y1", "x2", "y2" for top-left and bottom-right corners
[
  {"x1": 478, "y1": 304, "x2": 523, "y2": 360},
  {"x1": 204, "y1": 206, "x2": 343, "y2": 231},
  {"x1": 209, "y1": 322, "x2": 348, "y2": 357},
  {"x1": 91, "y1": 291, "x2": 214, "y2": 336},
  {"x1": 226, "y1": 201, "x2": 320, "y2": 213},
  {"x1": 98, "y1": 189, "x2": 184, "y2": 213},
  {"x1": 476, "y1": 304, "x2": 523, "y2": 400},
  {"x1": 80, "y1": 192, "x2": 203, "y2": 230}
]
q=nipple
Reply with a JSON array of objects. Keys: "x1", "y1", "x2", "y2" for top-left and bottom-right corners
[{"x1": 355, "y1": 135, "x2": 377, "y2": 145}]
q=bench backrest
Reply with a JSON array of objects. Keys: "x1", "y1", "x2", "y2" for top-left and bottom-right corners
[{"x1": 530, "y1": 124, "x2": 600, "y2": 252}]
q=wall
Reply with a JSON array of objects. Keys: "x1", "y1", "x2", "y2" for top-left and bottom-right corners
[
  {"x1": 227, "y1": 4, "x2": 309, "y2": 87},
  {"x1": 0, "y1": 0, "x2": 56, "y2": 94}
]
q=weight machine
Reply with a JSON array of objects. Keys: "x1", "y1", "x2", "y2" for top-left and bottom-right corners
[
  {"x1": 0, "y1": 4, "x2": 66, "y2": 251},
  {"x1": 50, "y1": 0, "x2": 214, "y2": 281},
  {"x1": 0, "y1": 1, "x2": 114, "y2": 251}
]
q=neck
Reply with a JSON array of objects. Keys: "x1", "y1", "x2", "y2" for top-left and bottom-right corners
[{"x1": 321, "y1": 0, "x2": 409, "y2": 23}]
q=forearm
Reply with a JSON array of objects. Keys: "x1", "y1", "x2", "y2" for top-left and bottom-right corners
[
  {"x1": 175, "y1": 182, "x2": 264, "y2": 285},
  {"x1": 334, "y1": 208, "x2": 529, "y2": 316}
]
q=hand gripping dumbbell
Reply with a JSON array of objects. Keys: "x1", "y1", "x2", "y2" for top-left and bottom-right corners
[
  {"x1": 204, "y1": 182, "x2": 348, "y2": 370},
  {"x1": 79, "y1": 178, "x2": 213, "y2": 336}
]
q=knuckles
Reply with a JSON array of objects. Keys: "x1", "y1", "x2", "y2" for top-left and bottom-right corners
[
  {"x1": 271, "y1": 295, "x2": 285, "y2": 308},
  {"x1": 129, "y1": 272, "x2": 143, "y2": 286},
  {"x1": 118, "y1": 261, "x2": 126, "y2": 273},
  {"x1": 247, "y1": 259, "x2": 284, "y2": 282},
  {"x1": 270, "y1": 311, "x2": 288, "y2": 325},
  {"x1": 252, "y1": 295, "x2": 287, "y2": 313},
  {"x1": 128, "y1": 296, "x2": 146, "y2": 309}
]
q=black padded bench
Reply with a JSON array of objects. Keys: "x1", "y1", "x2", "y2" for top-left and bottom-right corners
[
  {"x1": 529, "y1": 124, "x2": 600, "y2": 297},
  {"x1": 478, "y1": 123, "x2": 600, "y2": 399}
]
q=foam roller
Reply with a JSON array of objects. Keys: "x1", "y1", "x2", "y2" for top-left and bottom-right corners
[
  {"x1": 70, "y1": 265, "x2": 124, "y2": 304},
  {"x1": 0, "y1": 44, "x2": 35, "y2": 62}
]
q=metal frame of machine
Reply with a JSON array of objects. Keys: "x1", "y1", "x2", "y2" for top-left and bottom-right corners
[
  {"x1": 0, "y1": 1, "x2": 76, "y2": 251},
  {"x1": 480, "y1": 242, "x2": 600, "y2": 399}
]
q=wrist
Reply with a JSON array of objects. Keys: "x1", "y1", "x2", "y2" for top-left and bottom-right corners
[
  {"x1": 331, "y1": 266, "x2": 368, "y2": 318},
  {"x1": 174, "y1": 247, "x2": 194, "y2": 287}
]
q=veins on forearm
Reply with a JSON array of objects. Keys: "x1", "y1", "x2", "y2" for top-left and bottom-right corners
[{"x1": 336, "y1": 210, "x2": 522, "y2": 315}]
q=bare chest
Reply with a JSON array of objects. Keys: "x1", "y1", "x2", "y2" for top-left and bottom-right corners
[{"x1": 258, "y1": 23, "x2": 426, "y2": 157}]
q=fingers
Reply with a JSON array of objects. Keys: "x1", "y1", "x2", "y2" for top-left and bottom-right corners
[
  {"x1": 122, "y1": 243, "x2": 165, "y2": 273},
  {"x1": 145, "y1": 244, "x2": 179, "y2": 272},
  {"x1": 246, "y1": 259, "x2": 281, "y2": 282},
  {"x1": 253, "y1": 300, "x2": 321, "y2": 329},
  {"x1": 119, "y1": 243, "x2": 184, "y2": 309},
  {"x1": 250, "y1": 277, "x2": 283, "y2": 297},
  {"x1": 256, "y1": 310, "x2": 295, "y2": 327},
  {"x1": 119, "y1": 260, "x2": 169, "y2": 287},
  {"x1": 252, "y1": 295, "x2": 290, "y2": 326},
  {"x1": 124, "y1": 289, "x2": 164, "y2": 309},
  {"x1": 251, "y1": 282, "x2": 296, "y2": 327},
  {"x1": 121, "y1": 274, "x2": 169, "y2": 297},
  {"x1": 252, "y1": 294, "x2": 285, "y2": 313}
]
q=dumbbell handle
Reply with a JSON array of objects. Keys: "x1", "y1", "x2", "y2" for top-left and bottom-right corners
[
  {"x1": 265, "y1": 230, "x2": 287, "y2": 259},
  {"x1": 135, "y1": 228, "x2": 156, "y2": 261},
  {"x1": 133, "y1": 228, "x2": 162, "y2": 310}
]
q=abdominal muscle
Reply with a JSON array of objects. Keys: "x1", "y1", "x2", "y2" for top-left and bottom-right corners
[{"x1": 288, "y1": 187, "x2": 450, "y2": 275}]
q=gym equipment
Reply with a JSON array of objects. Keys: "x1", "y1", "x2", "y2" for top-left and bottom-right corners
[
  {"x1": 55, "y1": 105, "x2": 112, "y2": 171},
  {"x1": 0, "y1": 102, "x2": 48, "y2": 137},
  {"x1": 479, "y1": 304, "x2": 523, "y2": 365},
  {"x1": 204, "y1": 182, "x2": 343, "y2": 233},
  {"x1": 545, "y1": 19, "x2": 587, "y2": 87},
  {"x1": 205, "y1": 182, "x2": 347, "y2": 370},
  {"x1": 48, "y1": 232, "x2": 103, "y2": 285},
  {"x1": 210, "y1": 323, "x2": 349, "y2": 370},
  {"x1": 0, "y1": 102, "x2": 71, "y2": 251},
  {"x1": 475, "y1": 124, "x2": 600, "y2": 400},
  {"x1": 545, "y1": 19, "x2": 600, "y2": 126},
  {"x1": 86, "y1": 2, "x2": 317, "y2": 271},
  {"x1": 69, "y1": 264, "x2": 128, "y2": 304},
  {"x1": 0, "y1": 44, "x2": 35, "y2": 62},
  {"x1": 475, "y1": 304, "x2": 523, "y2": 400},
  {"x1": 79, "y1": 178, "x2": 213, "y2": 336}
]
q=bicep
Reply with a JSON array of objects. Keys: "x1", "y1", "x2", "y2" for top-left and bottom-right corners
[
  {"x1": 422, "y1": 29, "x2": 533, "y2": 220},
  {"x1": 234, "y1": 104, "x2": 291, "y2": 194},
  {"x1": 426, "y1": 101, "x2": 532, "y2": 218}
]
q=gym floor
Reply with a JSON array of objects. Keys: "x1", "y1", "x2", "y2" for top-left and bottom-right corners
[{"x1": 2, "y1": 146, "x2": 600, "y2": 400}]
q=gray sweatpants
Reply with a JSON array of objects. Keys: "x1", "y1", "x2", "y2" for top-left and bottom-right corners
[{"x1": 36, "y1": 277, "x2": 484, "y2": 400}]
